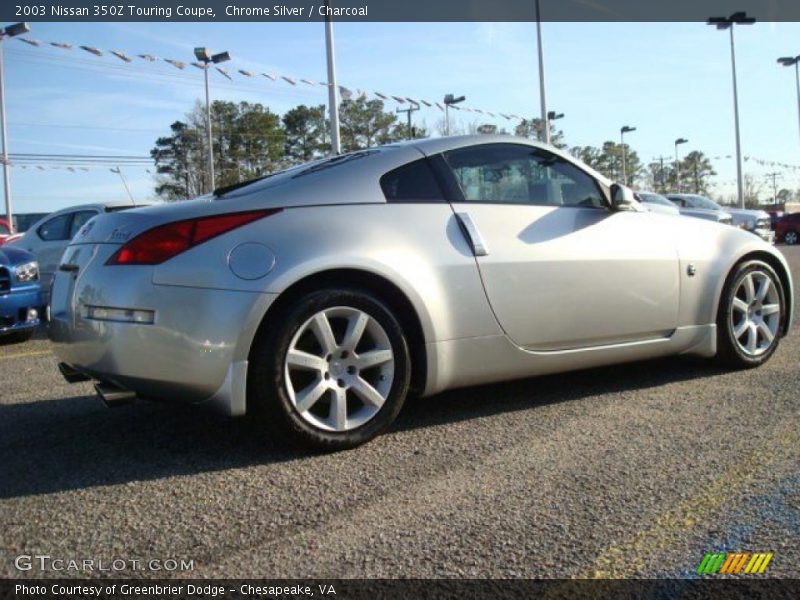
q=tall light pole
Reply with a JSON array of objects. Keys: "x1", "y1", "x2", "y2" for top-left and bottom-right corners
[
  {"x1": 777, "y1": 55, "x2": 800, "y2": 147},
  {"x1": 324, "y1": 1, "x2": 341, "y2": 155},
  {"x1": 674, "y1": 137, "x2": 688, "y2": 192},
  {"x1": 444, "y1": 93, "x2": 465, "y2": 136},
  {"x1": 535, "y1": 0, "x2": 549, "y2": 144},
  {"x1": 194, "y1": 47, "x2": 230, "y2": 193},
  {"x1": 0, "y1": 22, "x2": 30, "y2": 233},
  {"x1": 620, "y1": 125, "x2": 636, "y2": 186},
  {"x1": 708, "y1": 11, "x2": 755, "y2": 209}
]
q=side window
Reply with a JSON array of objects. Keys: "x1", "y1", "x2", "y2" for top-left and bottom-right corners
[
  {"x1": 37, "y1": 213, "x2": 72, "y2": 241},
  {"x1": 380, "y1": 159, "x2": 445, "y2": 203},
  {"x1": 68, "y1": 211, "x2": 99, "y2": 238},
  {"x1": 443, "y1": 144, "x2": 605, "y2": 208}
]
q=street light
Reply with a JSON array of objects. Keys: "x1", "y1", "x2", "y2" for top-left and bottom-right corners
[
  {"x1": 708, "y1": 11, "x2": 756, "y2": 208},
  {"x1": 620, "y1": 125, "x2": 636, "y2": 186},
  {"x1": 443, "y1": 94, "x2": 465, "y2": 136},
  {"x1": 193, "y1": 46, "x2": 230, "y2": 192},
  {"x1": 674, "y1": 137, "x2": 689, "y2": 192},
  {"x1": 777, "y1": 55, "x2": 800, "y2": 147},
  {"x1": 323, "y1": 0, "x2": 341, "y2": 156},
  {"x1": 0, "y1": 22, "x2": 30, "y2": 233}
]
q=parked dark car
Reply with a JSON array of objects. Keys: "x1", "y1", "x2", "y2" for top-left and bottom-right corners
[
  {"x1": 777, "y1": 212, "x2": 800, "y2": 245},
  {"x1": 0, "y1": 246, "x2": 42, "y2": 342},
  {"x1": 765, "y1": 210, "x2": 783, "y2": 231}
]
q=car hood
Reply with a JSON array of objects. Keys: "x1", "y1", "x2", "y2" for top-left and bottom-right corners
[{"x1": 0, "y1": 245, "x2": 36, "y2": 267}]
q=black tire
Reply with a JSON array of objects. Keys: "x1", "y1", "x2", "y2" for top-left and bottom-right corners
[
  {"x1": 248, "y1": 287, "x2": 411, "y2": 450},
  {"x1": 783, "y1": 229, "x2": 799, "y2": 245},
  {"x1": 716, "y1": 259, "x2": 785, "y2": 369},
  {"x1": 0, "y1": 329, "x2": 34, "y2": 345}
]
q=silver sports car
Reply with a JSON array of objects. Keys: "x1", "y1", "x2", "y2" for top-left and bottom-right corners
[{"x1": 49, "y1": 136, "x2": 793, "y2": 448}]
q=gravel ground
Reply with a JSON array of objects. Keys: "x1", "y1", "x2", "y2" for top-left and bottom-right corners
[{"x1": 1, "y1": 247, "x2": 799, "y2": 580}]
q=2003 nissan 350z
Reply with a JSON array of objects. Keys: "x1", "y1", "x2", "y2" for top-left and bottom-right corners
[{"x1": 50, "y1": 136, "x2": 793, "y2": 448}]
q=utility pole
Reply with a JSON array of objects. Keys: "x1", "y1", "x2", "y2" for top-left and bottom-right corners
[
  {"x1": 765, "y1": 171, "x2": 781, "y2": 204},
  {"x1": 535, "y1": 0, "x2": 549, "y2": 143},
  {"x1": 396, "y1": 103, "x2": 419, "y2": 140},
  {"x1": 653, "y1": 155, "x2": 670, "y2": 193}
]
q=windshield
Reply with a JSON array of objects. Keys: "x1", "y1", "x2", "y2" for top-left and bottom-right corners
[
  {"x1": 685, "y1": 195, "x2": 722, "y2": 211},
  {"x1": 637, "y1": 193, "x2": 674, "y2": 207}
]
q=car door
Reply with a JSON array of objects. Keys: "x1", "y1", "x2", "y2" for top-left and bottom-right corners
[
  {"x1": 441, "y1": 143, "x2": 680, "y2": 351},
  {"x1": 29, "y1": 210, "x2": 99, "y2": 289}
]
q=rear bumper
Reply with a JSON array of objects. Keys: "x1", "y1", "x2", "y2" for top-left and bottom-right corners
[
  {"x1": 48, "y1": 250, "x2": 277, "y2": 414},
  {"x1": 0, "y1": 286, "x2": 42, "y2": 334}
]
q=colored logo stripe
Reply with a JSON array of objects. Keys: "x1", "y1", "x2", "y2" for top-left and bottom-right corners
[{"x1": 697, "y1": 552, "x2": 773, "y2": 575}]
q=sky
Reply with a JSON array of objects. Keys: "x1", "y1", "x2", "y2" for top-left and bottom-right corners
[{"x1": 3, "y1": 20, "x2": 800, "y2": 214}]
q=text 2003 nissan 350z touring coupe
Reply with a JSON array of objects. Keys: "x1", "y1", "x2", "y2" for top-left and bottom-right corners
[{"x1": 50, "y1": 136, "x2": 793, "y2": 448}]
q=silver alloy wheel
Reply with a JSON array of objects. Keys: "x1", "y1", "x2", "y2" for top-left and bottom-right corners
[
  {"x1": 284, "y1": 306, "x2": 395, "y2": 432},
  {"x1": 785, "y1": 230, "x2": 798, "y2": 245},
  {"x1": 730, "y1": 270, "x2": 781, "y2": 357}
]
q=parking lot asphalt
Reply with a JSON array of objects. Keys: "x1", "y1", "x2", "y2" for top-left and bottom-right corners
[{"x1": 1, "y1": 248, "x2": 799, "y2": 580}]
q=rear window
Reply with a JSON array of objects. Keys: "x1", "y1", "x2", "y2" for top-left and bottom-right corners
[{"x1": 380, "y1": 159, "x2": 445, "y2": 203}]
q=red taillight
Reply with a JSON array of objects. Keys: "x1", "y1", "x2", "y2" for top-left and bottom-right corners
[{"x1": 107, "y1": 209, "x2": 280, "y2": 265}]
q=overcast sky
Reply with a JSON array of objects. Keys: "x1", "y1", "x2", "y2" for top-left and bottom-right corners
[{"x1": 4, "y1": 20, "x2": 800, "y2": 213}]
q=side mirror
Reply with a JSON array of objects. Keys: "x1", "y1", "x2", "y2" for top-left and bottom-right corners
[{"x1": 610, "y1": 183, "x2": 637, "y2": 210}]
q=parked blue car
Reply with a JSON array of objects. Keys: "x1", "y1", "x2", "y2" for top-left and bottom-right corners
[{"x1": 1, "y1": 246, "x2": 42, "y2": 342}]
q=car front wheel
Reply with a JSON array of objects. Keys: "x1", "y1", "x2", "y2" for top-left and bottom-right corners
[
  {"x1": 249, "y1": 287, "x2": 411, "y2": 449},
  {"x1": 784, "y1": 229, "x2": 798, "y2": 245},
  {"x1": 716, "y1": 260, "x2": 785, "y2": 368}
]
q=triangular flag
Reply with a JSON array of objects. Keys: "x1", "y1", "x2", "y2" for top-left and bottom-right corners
[
  {"x1": 80, "y1": 46, "x2": 103, "y2": 56},
  {"x1": 216, "y1": 67, "x2": 232, "y2": 80},
  {"x1": 110, "y1": 50, "x2": 132, "y2": 63},
  {"x1": 281, "y1": 76, "x2": 297, "y2": 85}
]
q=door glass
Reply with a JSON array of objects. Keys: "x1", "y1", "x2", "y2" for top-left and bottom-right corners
[
  {"x1": 444, "y1": 144, "x2": 605, "y2": 208},
  {"x1": 68, "y1": 211, "x2": 99, "y2": 239},
  {"x1": 37, "y1": 214, "x2": 72, "y2": 241}
]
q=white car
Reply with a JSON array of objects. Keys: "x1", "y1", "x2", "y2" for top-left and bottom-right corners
[
  {"x1": 635, "y1": 192, "x2": 681, "y2": 216},
  {"x1": 9, "y1": 202, "x2": 145, "y2": 300}
]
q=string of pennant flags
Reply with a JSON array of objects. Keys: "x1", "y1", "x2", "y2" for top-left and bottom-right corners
[
  {"x1": 11, "y1": 35, "x2": 800, "y2": 185},
  {"x1": 13, "y1": 36, "x2": 526, "y2": 122}
]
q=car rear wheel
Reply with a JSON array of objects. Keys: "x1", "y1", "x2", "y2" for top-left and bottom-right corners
[
  {"x1": 784, "y1": 229, "x2": 798, "y2": 245},
  {"x1": 716, "y1": 260, "x2": 784, "y2": 368},
  {"x1": 249, "y1": 287, "x2": 411, "y2": 449}
]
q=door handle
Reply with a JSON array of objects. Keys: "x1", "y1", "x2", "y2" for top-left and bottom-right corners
[{"x1": 455, "y1": 212, "x2": 489, "y2": 257}]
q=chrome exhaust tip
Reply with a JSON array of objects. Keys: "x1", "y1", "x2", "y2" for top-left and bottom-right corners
[{"x1": 95, "y1": 382, "x2": 136, "y2": 407}]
